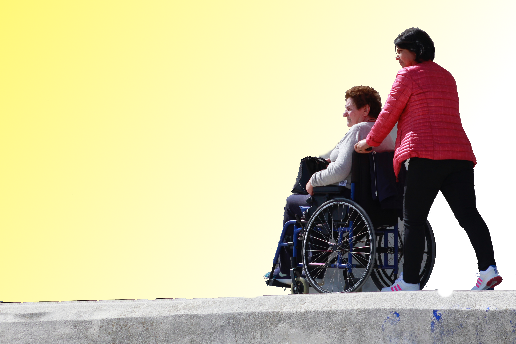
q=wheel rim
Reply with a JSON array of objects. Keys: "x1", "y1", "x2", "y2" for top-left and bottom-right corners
[{"x1": 302, "y1": 199, "x2": 375, "y2": 293}]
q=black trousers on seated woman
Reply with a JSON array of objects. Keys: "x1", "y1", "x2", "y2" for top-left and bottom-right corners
[{"x1": 279, "y1": 194, "x2": 310, "y2": 275}]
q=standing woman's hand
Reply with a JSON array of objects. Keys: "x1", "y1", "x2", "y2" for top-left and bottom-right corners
[{"x1": 354, "y1": 139, "x2": 372, "y2": 153}]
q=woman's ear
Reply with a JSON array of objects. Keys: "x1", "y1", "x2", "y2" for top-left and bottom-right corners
[{"x1": 362, "y1": 104, "x2": 370, "y2": 117}]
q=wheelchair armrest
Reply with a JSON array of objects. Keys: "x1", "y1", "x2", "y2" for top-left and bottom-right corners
[{"x1": 312, "y1": 186, "x2": 349, "y2": 194}]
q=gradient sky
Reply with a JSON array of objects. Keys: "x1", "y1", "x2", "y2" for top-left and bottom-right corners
[{"x1": 1, "y1": 1, "x2": 515, "y2": 302}]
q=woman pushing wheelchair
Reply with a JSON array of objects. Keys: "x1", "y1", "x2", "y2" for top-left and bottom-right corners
[
  {"x1": 265, "y1": 86, "x2": 395, "y2": 285},
  {"x1": 355, "y1": 27, "x2": 502, "y2": 291}
]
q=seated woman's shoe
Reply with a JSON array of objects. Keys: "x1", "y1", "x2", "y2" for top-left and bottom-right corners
[{"x1": 264, "y1": 268, "x2": 292, "y2": 284}]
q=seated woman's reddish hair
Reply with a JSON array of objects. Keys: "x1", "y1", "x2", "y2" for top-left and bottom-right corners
[{"x1": 345, "y1": 86, "x2": 382, "y2": 119}]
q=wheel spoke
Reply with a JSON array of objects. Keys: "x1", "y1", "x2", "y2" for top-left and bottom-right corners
[{"x1": 303, "y1": 199, "x2": 375, "y2": 293}]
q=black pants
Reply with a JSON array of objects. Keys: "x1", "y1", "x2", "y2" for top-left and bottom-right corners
[
  {"x1": 279, "y1": 194, "x2": 310, "y2": 274},
  {"x1": 403, "y1": 158, "x2": 496, "y2": 284}
]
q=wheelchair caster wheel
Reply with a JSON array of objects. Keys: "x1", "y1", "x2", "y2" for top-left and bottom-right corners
[{"x1": 291, "y1": 277, "x2": 309, "y2": 294}]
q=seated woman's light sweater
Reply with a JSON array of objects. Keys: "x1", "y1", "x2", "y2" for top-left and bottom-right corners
[{"x1": 311, "y1": 121, "x2": 395, "y2": 188}]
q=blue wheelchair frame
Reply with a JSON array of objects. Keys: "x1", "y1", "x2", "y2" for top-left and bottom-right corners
[{"x1": 267, "y1": 178, "x2": 400, "y2": 293}]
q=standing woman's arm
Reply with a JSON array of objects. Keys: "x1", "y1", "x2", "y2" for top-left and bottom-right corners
[{"x1": 366, "y1": 70, "x2": 414, "y2": 147}]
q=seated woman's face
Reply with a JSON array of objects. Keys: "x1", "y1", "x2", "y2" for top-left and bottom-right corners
[{"x1": 343, "y1": 98, "x2": 368, "y2": 128}]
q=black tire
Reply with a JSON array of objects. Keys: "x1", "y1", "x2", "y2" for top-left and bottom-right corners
[
  {"x1": 302, "y1": 198, "x2": 376, "y2": 293},
  {"x1": 290, "y1": 277, "x2": 309, "y2": 294},
  {"x1": 370, "y1": 220, "x2": 436, "y2": 290}
]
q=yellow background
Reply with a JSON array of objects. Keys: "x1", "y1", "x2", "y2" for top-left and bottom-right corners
[{"x1": 1, "y1": 1, "x2": 514, "y2": 302}]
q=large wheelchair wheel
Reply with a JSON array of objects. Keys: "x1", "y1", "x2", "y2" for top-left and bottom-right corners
[
  {"x1": 302, "y1": 198, "x2": 376, "y2": 293},
  {"x1": 370, "y1": 220, "x2": 436, "y2": 290}
]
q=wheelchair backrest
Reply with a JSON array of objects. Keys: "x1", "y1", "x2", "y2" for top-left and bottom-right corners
[
  {"x1": 309, "y1": 151, "x2": 403, "y2": 227},
  {"x1": 351, "y1": 151, "x2": 403, "y2": 226}
]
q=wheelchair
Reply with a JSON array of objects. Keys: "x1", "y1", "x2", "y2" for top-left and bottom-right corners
[{"x1": 265, "y1": 151, "x2": 436, "y2": 293}]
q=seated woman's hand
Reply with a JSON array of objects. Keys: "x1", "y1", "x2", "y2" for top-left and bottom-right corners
[
  {"x1": 306, "y1": 179, "x2": 314, "y2": 196},
  {"x1": 354, "y1": 139, "x2": 372, "y2": 154}
]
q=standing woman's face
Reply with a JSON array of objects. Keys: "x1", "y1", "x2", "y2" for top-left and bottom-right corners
[{"x1": 396, "y1": 47, "x2": 417, "y2": 68}]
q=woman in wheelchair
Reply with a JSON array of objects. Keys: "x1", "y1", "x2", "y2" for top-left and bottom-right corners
[{"x1": 265, "y1": 86, "x2": 395, "y2": 285}]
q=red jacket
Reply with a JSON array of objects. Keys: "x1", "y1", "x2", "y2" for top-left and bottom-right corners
[{"x1": 366, "y1": 61, "x2": 476, "y2": 178}]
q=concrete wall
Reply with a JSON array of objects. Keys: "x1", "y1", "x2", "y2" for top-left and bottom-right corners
[{"x1": 1, "y1": 291, "x2": 516, "y2": 343}]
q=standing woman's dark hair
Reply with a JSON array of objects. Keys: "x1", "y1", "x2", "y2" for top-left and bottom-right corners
[{"x1": 394, "y1": 27, "x2": 435, "y2": 62}]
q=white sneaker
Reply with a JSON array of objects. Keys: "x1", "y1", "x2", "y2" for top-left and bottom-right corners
[
  {"x1": 381, "y1": 273, "x2": 420, "y2": 292},
  {"x1": 471, "y1": 266, "x2": 502, "y2": 290}
]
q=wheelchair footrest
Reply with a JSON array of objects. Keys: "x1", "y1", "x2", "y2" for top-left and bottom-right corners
[{"x1": 265, "y1": 279, "x2": 291, "y2": 288}]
